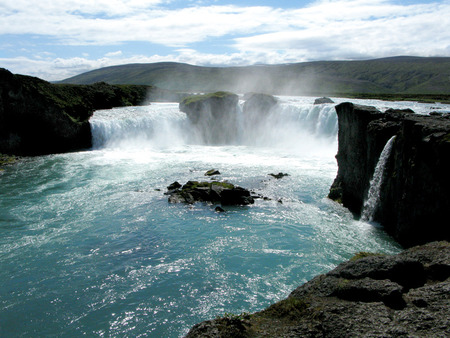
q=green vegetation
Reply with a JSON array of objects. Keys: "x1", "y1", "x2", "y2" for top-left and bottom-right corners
[
  {"x1": 442, "y1": 133, "x2": 450, "y2": 143},
  {"x1": 181, "y1": 91, "x2": 235, "y2": 105},
  {"x1": 350, "y1": 252, "x2": 385, "y2": 261},
  {"x1": 0, "y1": 154, "x2": 17, "y2": 170},
  {"x1": 60, "y1": 57, "x2": 450, "y2": 96},
  {"x1": 336, "y1": 278, "x2": 350, "y2": 290},
  {"x1": 181, "y1": 181, "x2": 235, "y2": 191},
  {"x1": 211, "y1": 181, "x2": 235, "y2": 190},
  {"x1": 218, "y1": 312, "x2": 251, "y2": 321},
  {"x1": 261, "y1": 297, "x2": 309, "y2": 320},
  {"x1": 15, "y1": 74, "x2": 150, "y2": 123}
]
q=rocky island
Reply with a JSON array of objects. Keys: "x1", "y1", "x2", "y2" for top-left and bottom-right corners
[{"x1": 166, "y1": 180, "x2": 255, "y2": 206}]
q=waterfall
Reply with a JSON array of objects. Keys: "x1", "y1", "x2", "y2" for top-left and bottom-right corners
[
  {"x1": 90, "y1": 103, "x2": 187, "y2": 149},
  {"x1": 89, "y1": 98, "x2": 338, "y2": 151},
  {"x1": 361, "y1": 135, "x2": 396, "y2": 222}
]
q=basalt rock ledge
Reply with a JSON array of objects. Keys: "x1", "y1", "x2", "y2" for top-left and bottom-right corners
[
  {"x1": 0, "y1": 68, "x2": 150, "y2": 155},
  {"x1": 186, "y1": 241, "x2": 450, "y2": 337},
  {"x1": 329, "y1": 102, "x2": 450, "y2": 247}
]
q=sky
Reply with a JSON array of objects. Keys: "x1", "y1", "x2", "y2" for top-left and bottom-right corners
[{"x1": 1, "y1": 0, "x2": 449, "y2": 81}]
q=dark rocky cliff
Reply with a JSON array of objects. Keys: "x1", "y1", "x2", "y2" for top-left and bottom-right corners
[
  {"x1": 0, "y1": 68, "x2": 149, "y2": 155},
  {"x1": 186, "y1": 241, "x2": 450, "y2": 337},
  {"x1": 329, "y1": 102, "x2": 450, "y2": 247}
]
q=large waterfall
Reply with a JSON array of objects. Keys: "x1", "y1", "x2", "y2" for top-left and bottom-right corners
[
  {"x1": 361, "y1": 135, "x2": 397, "y2": 222},
  {"x1": 89, "y1": 99, "x2": 339, "y2": 154}
]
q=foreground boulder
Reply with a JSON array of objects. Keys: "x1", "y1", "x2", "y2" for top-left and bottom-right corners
[
  {"x1": 0, "y1": 68, "x2": 149, "y2": 155},
  {"x1": 179, "y1": 92, "x2": 239, "y2": 144},
  {"x1": 329, "y1": 102, "x2": 450, "y2": 247},
  {"x1": 186, "y1": 241, "x2": 450, "y2": 337},
  {"x1": 167, "y1": 180, "x2": 254, "y2": 206}
]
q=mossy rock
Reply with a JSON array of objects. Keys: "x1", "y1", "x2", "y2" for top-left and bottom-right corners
[
  {"x1": 205, "y1": 169, "x2": 221, "y2": 176},
  {"x1": 350, "y1": 251, "x2": 385, "y2": 261},
  {"x1": 181, "y1": 91, "x2": 236, "y2": 106},
  {"x1": 167, "y1": 180, "x2": 252, "y2": 205},
  {"x1": 260, "y1": 297, "x2": 309, "y2": 320},
  {"x1": 0, "y1": 153, "x2": 17, "y2": 166}
]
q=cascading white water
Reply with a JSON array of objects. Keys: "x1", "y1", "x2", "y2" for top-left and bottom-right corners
[
  {"x1": 89, "y1": 98, "x2": 339, "y2": 152},
  {"x1": 90, "y1": 103, "x2": 188, "y2": 149},
  {"x1": 361, "y1": 135, "x2": 396, "y2": 222}
]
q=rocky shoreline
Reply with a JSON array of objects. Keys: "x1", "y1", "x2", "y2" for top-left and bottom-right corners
[{"x1": 186, "y1": 241, "x2": 450, "y2": 337}]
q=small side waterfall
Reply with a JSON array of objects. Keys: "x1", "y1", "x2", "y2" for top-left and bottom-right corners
[{"x1": 361, "y1": 135, "x2": 396, "y2": 222}]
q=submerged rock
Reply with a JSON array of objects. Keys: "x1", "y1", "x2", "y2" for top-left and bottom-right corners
[
  {"x1": 186, "y1": 241, "x2": 450, "y2": 337},
  {"x1": 167, "y1": 181, "x2": 182, "y2": 191},
  {"x1": 268, "y1": 172, "x2": 289, "y2": 179},
  {"x1": 167, "y1": 180, "x2": 254, "y2": 206},
  {"x1": 205, "y1": 169, "x2": 220, "y2": 176}
]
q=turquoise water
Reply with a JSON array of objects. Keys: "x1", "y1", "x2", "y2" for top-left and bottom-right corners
[{"x1": 2, "y1": 96, "x2": 439, "y2": 337}]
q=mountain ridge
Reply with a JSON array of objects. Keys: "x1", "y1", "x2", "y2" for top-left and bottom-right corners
[{"x1": 59, "y1": 56, "x2": 450, "y2": 95}]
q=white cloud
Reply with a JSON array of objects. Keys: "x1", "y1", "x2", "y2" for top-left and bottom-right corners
[
  {"x1": 233, "y1": 0, "x2": 450, "y2": 60},
  {"x1": 105, "y1": 51, "x2": 123, "y2": 57},
  {"x1": 1, "y1": 0, "x2": 166, "y2": 17},
  {"x1": 0, "y1": 3, "x2": 279, "y2": 46},
  {"x1": 1, "y1": 0, "x2": 449, "y2": 80},
  {"x1": 1, "y1": 1, "x2": 448, "y2": 49}
]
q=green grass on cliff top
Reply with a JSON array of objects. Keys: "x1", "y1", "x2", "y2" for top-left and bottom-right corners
[{"x1": 181, "y1": 91, "x2": 236, "y2": 105}]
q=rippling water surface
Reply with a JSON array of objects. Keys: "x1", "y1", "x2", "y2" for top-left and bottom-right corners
[{"x1": 3, "y1": 96, "x2": 445, "y2": 336}]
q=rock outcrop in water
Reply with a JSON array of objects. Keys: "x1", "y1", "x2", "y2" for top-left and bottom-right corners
[
  {"x1": 242, "y1": 93, "x2": 278, "y2": 116},
  {"x1": 166, "y1": 180, "x2": 254, "y2": 206},
  {"x1": 0, "y1": 68, "x2": 150, "y2": 155},
  {"x1": 186, "y1": 241, "x2": 450, "y2": 337},
  {"x1": 241, "y1": 93, "x2": 278, "y2": 137},
  {"x1": 329, "y1": 102, "x2": 450, "y2": 247},
  {"x1": 314, "y1": 96, "x2": 334, "y2": 104},
  {"x1": 179, "y1": 92, "x2": 239, "y2": 144}
]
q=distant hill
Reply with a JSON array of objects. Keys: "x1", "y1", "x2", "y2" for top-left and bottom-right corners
[{"x1": 60, "y1": 56, "x2": 450, "y2": 95}]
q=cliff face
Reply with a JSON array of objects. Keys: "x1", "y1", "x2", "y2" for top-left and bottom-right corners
[
  {"x1": 186, "y1": 241, "x2": 450, "y2": 337},
  {"x1": 0, "y1": 68, "x2": 149, "y2": 156},
  {"x1": 179, "y1": 92, "x2": 240, "y2": 144},
  {"x1": 329, "y1": 102, "x2": 450, "y2": 247}
]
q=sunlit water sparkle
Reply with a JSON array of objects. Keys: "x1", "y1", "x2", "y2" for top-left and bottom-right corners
[{"x1": 1, "y1": 96, "x2": 447, "y2": 337}]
